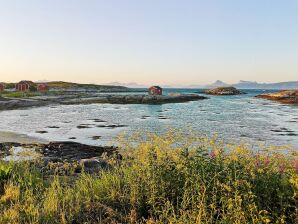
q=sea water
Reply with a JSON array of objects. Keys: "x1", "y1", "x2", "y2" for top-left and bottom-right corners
[{"x1": 0, "y1": 89, "x2": 297, "y2": 149}]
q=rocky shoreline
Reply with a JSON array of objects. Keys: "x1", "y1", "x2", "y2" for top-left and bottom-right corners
[
  {"x1": 256, "y1": 90, "x2": 298, "y2": 105},
  {"x1": 0, "y1": 94, "x2": 207, "y2": 110}
]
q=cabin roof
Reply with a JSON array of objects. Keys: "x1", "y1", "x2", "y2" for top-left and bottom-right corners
[
  {"x1": 37, "y1": 83, "x2": 48, "y2": 86},
  {"x1": 149, "y1": 86, "x2": 162, "y2": 89},
  {"x1": 17, "y1": 80, "x2": 35, "y2": 85}
]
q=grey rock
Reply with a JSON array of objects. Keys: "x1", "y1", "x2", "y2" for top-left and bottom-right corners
[{"x1": 80, "y1": 158, "x2": 110, "y2": 173}]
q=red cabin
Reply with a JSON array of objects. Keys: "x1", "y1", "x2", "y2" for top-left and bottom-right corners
[
  {"x1": 149, "y1": 86, "x2": 163, "y2": 96},
  {"x1": 37, "y1": 83, "x2": 49, "y2": 92},
  {"x1": 15, "y1": 80, "x2": 34, "y2": 92},
  {"x1": 0, "y1": 83, "x2": 5, "y2": 92}
]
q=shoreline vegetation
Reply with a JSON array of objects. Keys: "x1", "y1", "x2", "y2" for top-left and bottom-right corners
[
  {"x1": 1, "y1": 81, "x2": 135, "y2": 93},
  {"x1": 0, "y1": 132, "x2": 297, "y2": 223}
]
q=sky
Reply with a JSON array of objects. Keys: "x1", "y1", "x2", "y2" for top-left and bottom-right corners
[{"x1": 0, "y1": 0, "x2": 297, "y2": 86}]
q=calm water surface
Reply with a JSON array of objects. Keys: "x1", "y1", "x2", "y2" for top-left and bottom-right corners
[{"x1": 0, "y1": 89, "x2": 297, "y2": 149}]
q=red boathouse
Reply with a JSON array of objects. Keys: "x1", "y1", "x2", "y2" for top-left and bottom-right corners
[
  {"x1": 15, "y1": 81, "x2": 34, "y2": 92},
  {"x1": 0, "y1": 83, "x2": 5, "y2": 92},
  {"x1": 37, "y1": 83, "x2": 49, "y2": 92},
  {"x1": 149, "y1": 86, "x2": 163, "y2": 96}
]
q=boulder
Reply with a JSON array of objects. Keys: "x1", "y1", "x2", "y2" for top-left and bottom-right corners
[{"x1": 80, "y1": 158, "x2": 110, "y2": 173}]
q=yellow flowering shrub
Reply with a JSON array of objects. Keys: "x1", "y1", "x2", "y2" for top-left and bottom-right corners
[{"x1": 0, "y1": 131, "x2": 297, "y2": 223}]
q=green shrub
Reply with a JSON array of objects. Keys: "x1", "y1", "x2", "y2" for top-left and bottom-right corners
[{"x1": 0, "y1": 162, "x2": 12, "y2": 194}]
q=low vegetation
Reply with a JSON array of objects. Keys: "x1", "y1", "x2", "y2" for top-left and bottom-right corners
[
  {"x1": 46, "y1": 81, "x2": 128, "y2": 91},
  {"x1": 0, "y1": 91, "x2": 42, "y2": 98},
  {"x1": 0, "y1": 81, "x2": 132, "y2": 99},
  {"x1": 0, "y1": 132, "x2": 297, "y2": 223}
]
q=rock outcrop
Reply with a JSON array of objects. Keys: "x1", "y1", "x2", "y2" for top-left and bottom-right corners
[
  {"x1": 62, "y1": 94, "x2": 208, "y2": 105},
  {"x1": 0, "y1": 141, "x2": 120, "y2": 175},
  {"x1": 80, "y1": 158, "x2": 110, "y2": 173},
  {"x1": 205, "y1": 87, "x2": 244, "y2": 95},
  {"x1": 256, "y1": 90, "x2": 298, "y2": 105},
  {"x1": 40, "y1": 141, "x2": 118, "y2": 162},
  {"x1": 0, "y1": 141, "x2": 119, "y2": 162},
  {"x1": 0, "y1": 94, "x2": 208, "y2": 111}
]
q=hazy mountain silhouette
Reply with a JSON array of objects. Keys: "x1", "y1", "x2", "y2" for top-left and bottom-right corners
[
  {"x1": 200, "y1": 80, "x2": 298, "y2": 89},
  {"x1": 101, "y1": 80, "x2": 298, "y2": 89},
  {"x1": 103, "y1": 82, "x2": 147, "y2": 88}
]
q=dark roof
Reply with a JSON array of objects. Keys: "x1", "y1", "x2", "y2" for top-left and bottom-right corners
[
  {"x1": 17, "y1": 80, "x2": 35, "y2": 85},
  {"x1": 37, "y1": 83, "x2": 48, "y2": 86},
  {"x1": 149, "y1": 86, "x2": 162, "y2": 89}
]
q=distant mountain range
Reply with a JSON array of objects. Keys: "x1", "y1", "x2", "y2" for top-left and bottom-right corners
[
  {"x1": 204, "y1": 80, "x2": 298, "y2": 90},
  {"x1": 103, "y1": 82, "x2": 147, "y2": 88},
  {"x1": 28, "y1": 80, "x2": 298, "y2": 90},
  {"x1": 103, "y1": 80, "x2": 298, "y2": 90}
]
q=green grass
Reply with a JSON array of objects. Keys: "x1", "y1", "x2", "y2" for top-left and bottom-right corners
[
  {"x1": 0, "y1": 132, "x2": 297, "y2": 223},
  {"x1": 0, "y1": 91, "x2": 65, "y2": 98},
  {"x1": 47, "y1": 81, "x2": 128, "y2": 90},
  {"x1": 1, "y1": 91, "x2": 42, "y2": 98}
]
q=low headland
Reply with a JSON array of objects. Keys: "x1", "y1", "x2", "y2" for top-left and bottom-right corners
[{"x1": 0, "y1": 81, "x2": 207, "y2": 110}]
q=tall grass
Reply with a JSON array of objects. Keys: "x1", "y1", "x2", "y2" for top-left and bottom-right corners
[{"x1": 0, "y1": 132, "x2": 297, "y2": 223}]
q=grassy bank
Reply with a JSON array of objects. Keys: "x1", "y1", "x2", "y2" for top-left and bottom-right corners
[{"x1": 0, "y1": 132, "x2": 297, "y2": 223}]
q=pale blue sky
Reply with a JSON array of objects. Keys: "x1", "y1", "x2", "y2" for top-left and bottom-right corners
[{"x1": 0, "y1": 0, "x2": 297, "y2": 85}]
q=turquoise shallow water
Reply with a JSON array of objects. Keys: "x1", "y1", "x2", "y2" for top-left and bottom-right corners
[{"x1": 0, "y1": 89, "x2": 297, "y2": 149}]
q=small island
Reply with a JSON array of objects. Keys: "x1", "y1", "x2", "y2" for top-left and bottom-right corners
[
  {"x1": 205, "y1": 86, "x2": 245, "y2": 95},
  {"x1": 256, "y1": 90, "x2": 298, "y2": 105}
]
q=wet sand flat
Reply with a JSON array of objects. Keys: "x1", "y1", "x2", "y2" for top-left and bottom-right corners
[{"x1": 0, "y1": 131, "x2": 47, "y2": 144}]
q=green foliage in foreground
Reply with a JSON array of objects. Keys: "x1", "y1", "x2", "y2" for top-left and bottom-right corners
[
  {"x1": 0, "y1": 133, "x2": 297, "y2": 223},
  {"x1": 0, "y1": 164, "x2": 11, "y2": 195}
]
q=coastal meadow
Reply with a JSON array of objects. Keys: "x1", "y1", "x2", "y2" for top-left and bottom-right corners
[{"x1": 0, "y1": 131, "x2": 297, "y2": 223}]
